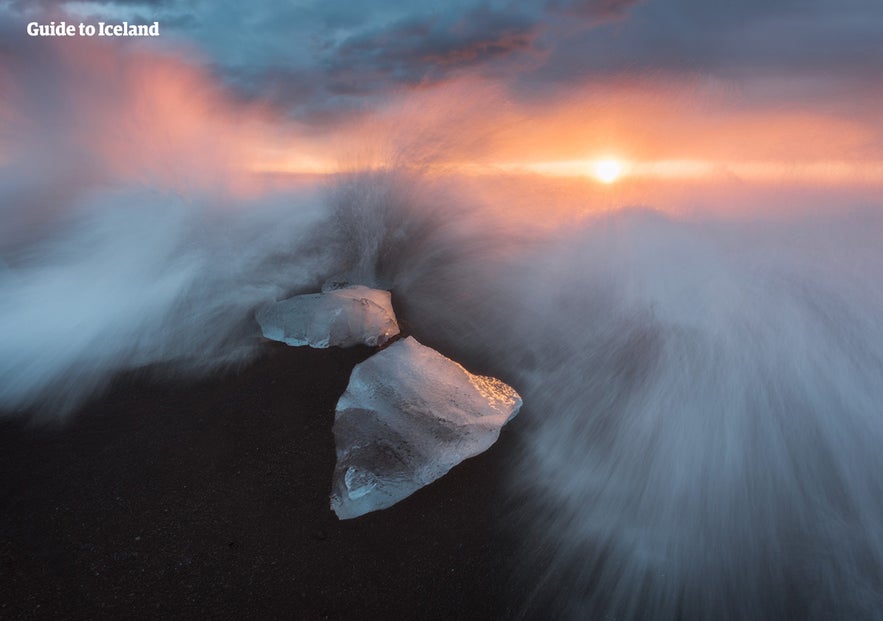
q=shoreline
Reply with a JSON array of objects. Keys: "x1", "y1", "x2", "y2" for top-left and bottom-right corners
[{"x1": 0, "y1": 343, "x2": 522, "y2": 619}]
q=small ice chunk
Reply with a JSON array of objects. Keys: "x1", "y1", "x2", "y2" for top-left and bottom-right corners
[
  {"x1": 330, "y1": 336, "x2": 522, "y2": 519},
  {"x1": 255, "y1": 285, "x2": 399, "y2": 348}
]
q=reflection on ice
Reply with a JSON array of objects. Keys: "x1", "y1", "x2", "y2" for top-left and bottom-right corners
[
  {"x1": 331, "y1": 336, "x2": 521, "y2": 519},
  {"x1": 256, "y1": 285, "x2": 399, "y2": 348}
]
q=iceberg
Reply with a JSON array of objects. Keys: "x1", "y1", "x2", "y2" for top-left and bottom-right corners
[
  {"x1": 255, "y1": 285, "x2": 399, "y2": 348},
  {"x1": 331, "y1": 336, "x2": 522, "y2": 519}
]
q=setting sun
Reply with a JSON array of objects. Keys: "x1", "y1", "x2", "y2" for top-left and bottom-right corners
[{"x1": 593, "y1": 158, "x2": 624, "y2": 184}]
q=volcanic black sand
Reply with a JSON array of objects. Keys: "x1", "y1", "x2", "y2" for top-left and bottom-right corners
[{"x1": 0, "y1": 344, "x2": 524, "y2": 619}]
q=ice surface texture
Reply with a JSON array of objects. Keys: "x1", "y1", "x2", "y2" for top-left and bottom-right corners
[
  {"x1": 255, "y1": 285, "x2": 399, "y2": 348},
  {"x1": 331, "y1": 336, "x2": 522, "y2": 519}
]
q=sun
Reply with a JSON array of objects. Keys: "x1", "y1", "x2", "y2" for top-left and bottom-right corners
[{"x1": 593, "y1": 158, "x2": 624, "y2": 184}]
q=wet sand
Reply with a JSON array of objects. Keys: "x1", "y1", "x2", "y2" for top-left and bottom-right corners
[{"x1": 0, "y1": 343, "x2": 522, "y2": 619}]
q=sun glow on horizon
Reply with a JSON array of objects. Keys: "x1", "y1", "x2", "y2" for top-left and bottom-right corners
[{"x1": 593, "y1": 158, "x2": 624, "y2": 184}]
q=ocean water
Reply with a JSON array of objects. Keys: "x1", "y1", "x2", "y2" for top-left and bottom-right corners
[
  {"x1": 329, "y1": 172, "x2": 883, "y2": 620},
  {"x1": 4, "y1": 40, "x2": 883, "y2": 620},
  {"x1": 4, "y1": 168, "x2": 883, "y2": 619}
]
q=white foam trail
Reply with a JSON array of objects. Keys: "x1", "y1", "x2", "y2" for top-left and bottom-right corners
[
  {"x1": 0, "y1": 187, "x2": 334, "y2": 417},
  {"x1": 381, "y1": 189, "x2": 883, "y2": 619},
  {"x1": 255, "y1": 170, "x2": 883, "y2": 617},
  {"x1": 0, "y1": 38, "x2": 348, "y2": 418}
]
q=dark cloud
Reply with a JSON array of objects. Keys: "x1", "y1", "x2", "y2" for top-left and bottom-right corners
[
  {"x1": 324, "y1": 7, "x2": 538, "y2": 92},
  {"x1": 524, "y1": 0, "x2": 883, "y2": 88},
  {"x1": 220, "y1": 64, "x2": 360, "y2": 127},
  {"x1": 214, "y1": 0, "x2": 881, "y2": 123},
  {"x1": 8, "y1": 0, "x2": 171, "y2": 9},
  {"x1": 0, "y1": 0, "x2": 629, "y2": 121},
  {"x1": 547, "y1": 0, "x2": 642, "y2": 19},
  {"x1": 3, "y1": 0, "x2": 880, "y2": 125}
]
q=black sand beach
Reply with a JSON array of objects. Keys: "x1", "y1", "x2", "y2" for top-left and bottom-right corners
[{"x1": 0, "y1": 344, "x2": 522, "y2": 619}]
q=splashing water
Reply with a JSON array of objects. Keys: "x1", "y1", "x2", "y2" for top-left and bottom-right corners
[
  {"x1": 317, "y1": 171, "x2": 883, "y2": 619},
  {"x1": 4, "y1": 160, "x2": 883, "y2": 618},
  {"x1": 4, "y1": 38, "x2": 883, "y2": 621}
]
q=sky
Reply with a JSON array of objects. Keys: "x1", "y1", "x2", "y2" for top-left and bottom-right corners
[
  {"x1": 1, "y1": 0, "x2": 882, "y2": 188},
  {"x1": 5, "y1": 7, "x2": 883, "y2": 619}
]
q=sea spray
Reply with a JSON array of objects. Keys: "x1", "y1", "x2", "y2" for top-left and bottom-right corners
[
  {"x1": 0, "y1": 187, "x2": 334, "y2": 417},
  {"x1": 275, "y1": 169, "x2": 883, "y2": 617},
  {"x1": 304, "y1": 170, "x2": 883, "y2": 620},
  {"x1": 384, "y1": 192, "x2": 883, "y2": 620},
  {"x1": 4, "y1": 37, "x2": 883, "y2": 616}
]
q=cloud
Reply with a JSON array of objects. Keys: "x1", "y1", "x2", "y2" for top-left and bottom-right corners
[
  {"x1": 5, "y1": 0, "x2": 172, "y2": 15},
  {"x1": 3, "y1": 0, "x2": 880, "y2": 128},
  {"x1": 323, "y1": 7, "x2": 538, "y2": 92},
  {"x1": 0, "y1": 0, "x2": 629, "y2": 121},
  {"x1": 207, "y1": 0, "x2": 638, "y2": 122},
  {"x1": 523, "y1": 0, "x2": 883, "y2": 87},
  {"x1": 546, "y1": 0, "x2": 642, "y2": 19}
]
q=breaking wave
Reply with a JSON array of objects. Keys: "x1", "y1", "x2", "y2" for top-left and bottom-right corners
[
  {"x1": 4, "y1": 163, "x2": 883, "y2": 619},
  {"x1": 4, "y1": 38, "x2": 883, "y2": 621},
  {"x1": 345, "y1": 174, "x2": 883, "y2": 620}
]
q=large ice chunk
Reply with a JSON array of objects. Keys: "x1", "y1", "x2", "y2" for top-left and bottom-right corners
[
  {"x1": 331, "y1": 336, "x2": 522, "y2": 519},
  {"x1": 255, "y1": 285, "x2": 399, "y2": 348}
]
